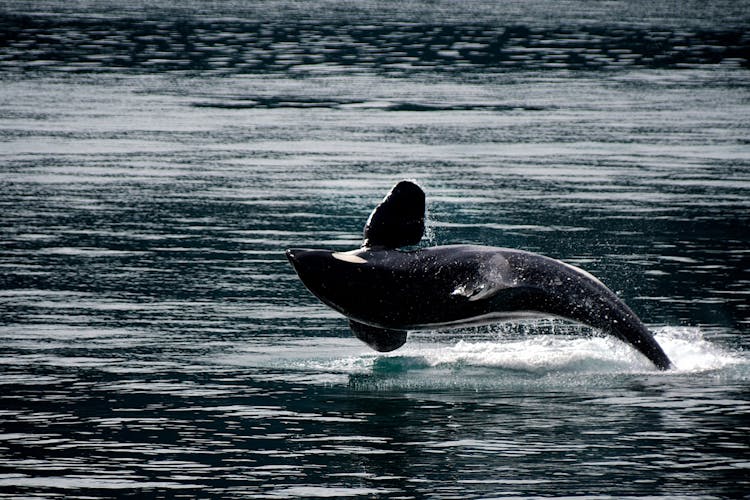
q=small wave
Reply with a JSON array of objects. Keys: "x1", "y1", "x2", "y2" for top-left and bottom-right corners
[
  {"x1": 192, "y1": 97, "x2": 547, "y2": 112},
  {"x1": 258, "y1": 486, "x2": 397, "y2": 499},
  {"x1": 40, "y1": 247, "x2": 149, "y2": 257}
]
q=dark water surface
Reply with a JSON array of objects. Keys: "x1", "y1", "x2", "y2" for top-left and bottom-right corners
[{"x1": 1, "y1": 1, "x2": 749, "y2": 498}]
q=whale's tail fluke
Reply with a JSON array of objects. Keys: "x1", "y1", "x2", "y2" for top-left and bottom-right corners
[
  {"x1": 617, "y1": 322, "x2": 672, "y2": 370},
  {"x1": 510, "y1": 255, "x2": 673, "y2": 370}
]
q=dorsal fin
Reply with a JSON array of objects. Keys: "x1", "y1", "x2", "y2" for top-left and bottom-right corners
[{"x1": 362, "y1": 180, "x2": 425, "y2": 248}]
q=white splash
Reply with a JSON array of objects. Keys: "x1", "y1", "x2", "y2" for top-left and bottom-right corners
[
  {"x1": 214, "y1": 324, "x2": 747, "y2": 390},
  {"x1": 368, "y1": 324, "x2": 747, "y2": 380},
  {"x1": 651, "y1": 326, "x2": 744, "y2": 373}
]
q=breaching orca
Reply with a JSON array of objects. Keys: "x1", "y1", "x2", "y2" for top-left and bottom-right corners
[{"x1": 286, "y1": 180, "x2": 672, "y2": 370}]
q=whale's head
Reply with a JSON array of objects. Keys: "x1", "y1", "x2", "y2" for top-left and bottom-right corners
[
  {"x1": 285, "y1": 248, "x2": 370, "y2": 316},
  {"x1": 285, "y1": 248, "x2": 332, "y2": 294},
  {"x1": 286, "y1": 246, "x2": 411, "y2": 352},
  {"x1": 286, "y1": 180, "x2": 426, "y2": 321}
]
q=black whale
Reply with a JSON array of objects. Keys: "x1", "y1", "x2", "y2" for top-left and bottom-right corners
[{"x1": 286, "y1": 181, "x2": 672, "y2": 370}]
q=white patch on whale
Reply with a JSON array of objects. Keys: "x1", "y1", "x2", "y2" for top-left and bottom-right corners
[{"x1": 332, "y1": 251, "x2": 367, "y2": 264}]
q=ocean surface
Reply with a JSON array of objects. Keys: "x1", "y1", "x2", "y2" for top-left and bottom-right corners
[{"x1": 1, "y1": 1, "x2": 749, "y2": 498}]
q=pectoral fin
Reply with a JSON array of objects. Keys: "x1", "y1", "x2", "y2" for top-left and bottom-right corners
[{"x1": 349, "y1": 320, "x2": 407, "y2": 352}]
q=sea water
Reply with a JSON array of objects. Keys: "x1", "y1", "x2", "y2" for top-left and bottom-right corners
[{"x1": 1, "y1": 1, "x2": 749, "y2": 498}]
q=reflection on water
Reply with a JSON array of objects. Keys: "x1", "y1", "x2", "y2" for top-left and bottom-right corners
[{"x1": 1, "y1": 0, "x2": 750, "y2": 498}]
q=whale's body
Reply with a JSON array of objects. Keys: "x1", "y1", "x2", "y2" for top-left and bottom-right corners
[{"x1": 286, "y1": 181, "x2": 672, "y2": 370}]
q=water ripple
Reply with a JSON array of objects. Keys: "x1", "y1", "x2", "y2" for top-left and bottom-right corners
[
  {"x1": 1, "y1": 3, "x2": 749, "y2": 497},
  {"x1": 1, "y1": 15, "x2": 748, "y2": 75}
]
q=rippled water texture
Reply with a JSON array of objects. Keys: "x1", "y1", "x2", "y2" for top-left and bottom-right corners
[{"x1": 1, "y1": 0, "x2": 749, "y2": 498}]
